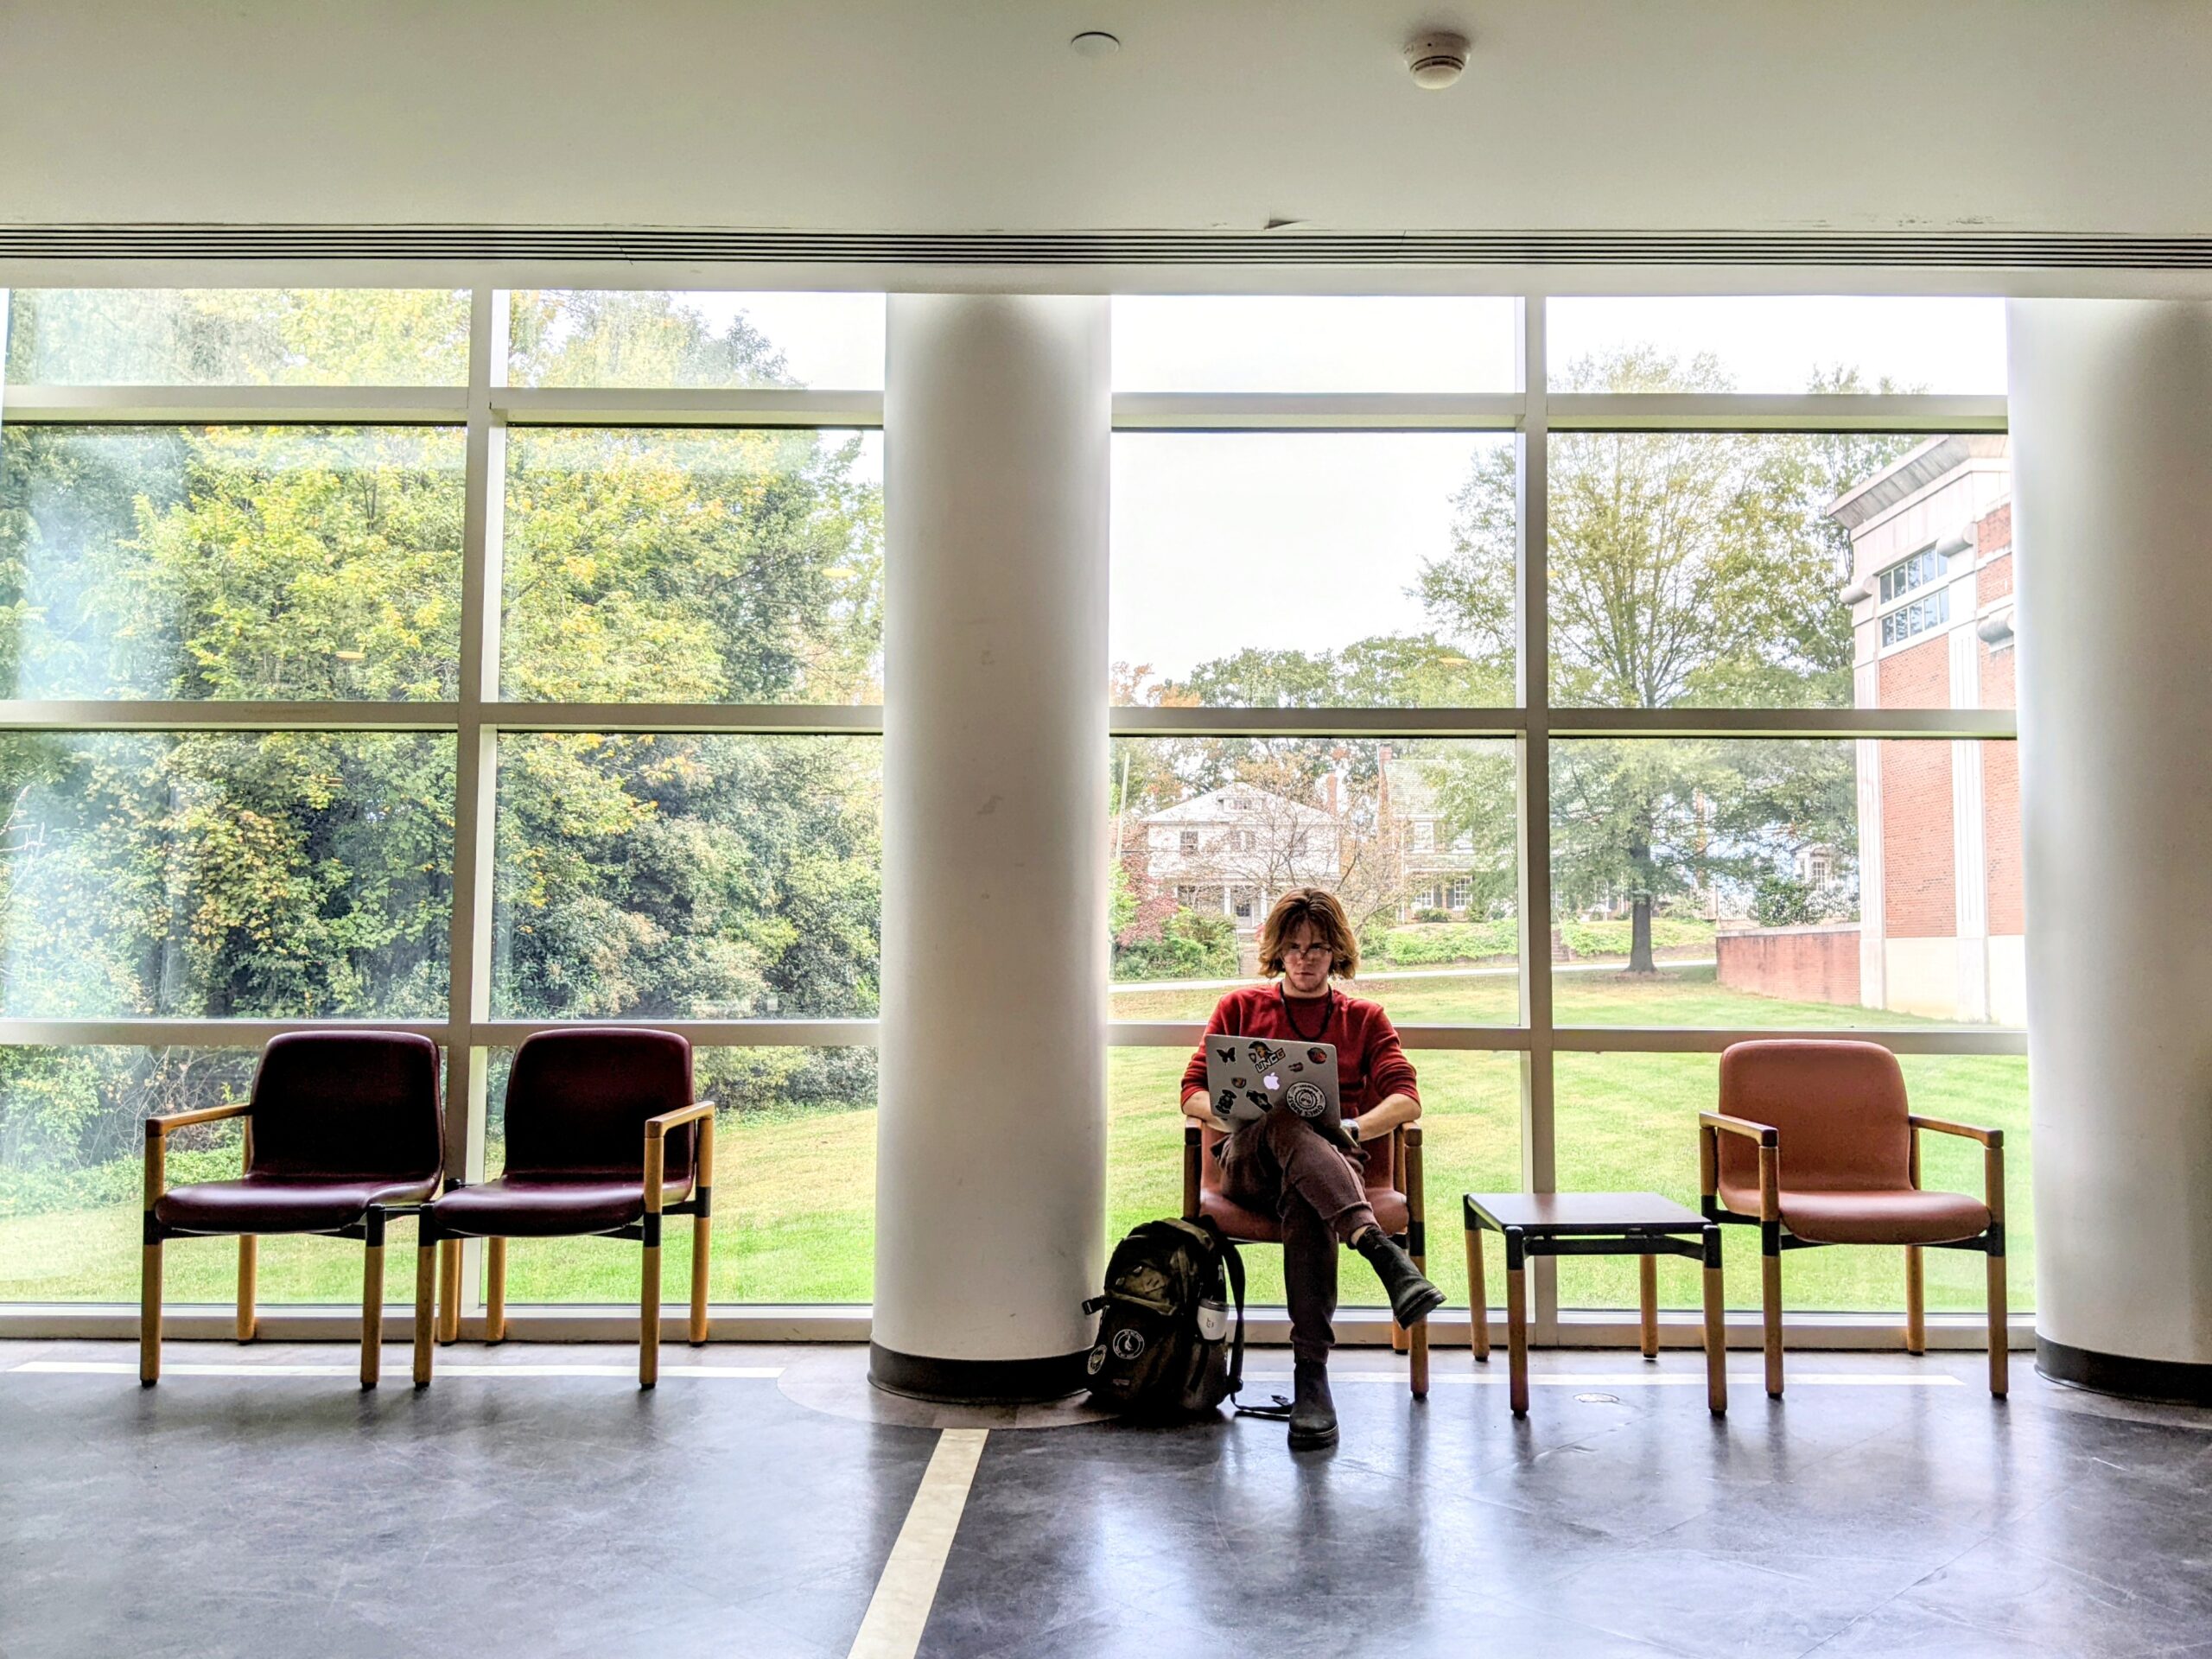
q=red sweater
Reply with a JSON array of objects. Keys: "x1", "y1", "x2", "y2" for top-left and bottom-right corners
[{"x1": 1179, "y1": 985, "x2": 1421, "y2": 1122}]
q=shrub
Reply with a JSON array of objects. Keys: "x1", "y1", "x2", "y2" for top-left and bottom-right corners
[
  {"x1": 1112, "y1": 907, "x2": 1239, "y2": 982},
  {"x1": 1375, "y1": 920, "x2": 1520, "y2": 966},
  {"x1": 1412, "y1": 906, "x2": 1452, "y2": 924}
]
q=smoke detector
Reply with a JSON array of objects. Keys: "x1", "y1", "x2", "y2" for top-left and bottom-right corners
[{"x1": 1405, "y1": 30, "x2": 1471, "y2": 89}]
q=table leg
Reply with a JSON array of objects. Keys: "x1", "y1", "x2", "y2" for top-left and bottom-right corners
[
  {"x1": 1503, "y1": 1225, "x2": 1529, "y2": 1416},
  {"x1": 1465, "y1": 1215, "x2": 1490, "y2": 1362},
  {"x1": 1701, "y1": 1224, "x2": 1727, "y2": 1415},
  {"x1": 1638, "y1": 1252, "x2": 1659, "y2": 1359}
]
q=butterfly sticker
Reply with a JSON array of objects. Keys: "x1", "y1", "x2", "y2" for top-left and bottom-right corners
[{"x1": 1214, "y1": 1045, "x2": 1236, "y2": 1064}]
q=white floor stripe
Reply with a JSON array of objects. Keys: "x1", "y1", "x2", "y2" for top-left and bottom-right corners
[
  {"x1": 846, "y1": 1427, "x2": 988, "y2": 1659},
  {"x1": 11, "y1": 1359, "x2": 783, "y2": 1379}
]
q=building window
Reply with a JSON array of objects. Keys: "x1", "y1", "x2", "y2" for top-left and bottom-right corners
[
  {"x1": 1179, "y1": 830, "x2": 1199, "y2": 855},
  {"x1": 1881, "y1": 588, "x2": 1951, "y2": 647},
  {"x1": 1878, "y1": 546, "x2": 1950, "y2": 605}
]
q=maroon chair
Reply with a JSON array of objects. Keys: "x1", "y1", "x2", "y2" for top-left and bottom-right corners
[
  {"x1": 1701, "y1": 1039, "x2": 2007, "y2": 1400},
  {"x1": 1182, "y1": 1120, "x2": 1432, "y2": 1395},
  {"x1": 413, "y1": 1028, "x2": 714, "y2": 1389},
  {"x1": 139, "y1": 1031, "x2": 444, "y2": 1389}
]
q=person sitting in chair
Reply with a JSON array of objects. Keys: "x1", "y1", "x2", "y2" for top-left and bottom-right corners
[{"x1": 1179, "y1": 887, "x2": 1445, "y2": 1449}]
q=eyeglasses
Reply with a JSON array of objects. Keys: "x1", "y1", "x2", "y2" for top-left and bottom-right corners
[{"x1": 1282, "y1": 942, "x2": 1334, "y2": 960}]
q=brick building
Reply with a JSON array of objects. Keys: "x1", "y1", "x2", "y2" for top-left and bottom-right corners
[{"x1": 1830, "y1": 433, "x2": 2024, "y2": 1023}]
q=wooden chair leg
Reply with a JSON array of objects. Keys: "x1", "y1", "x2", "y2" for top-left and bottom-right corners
[
  {"x1": 437, "y1": 1237, "x2": 461, "y2": 1343},
  {"x1": 690, "y1": 1212, "x2": 711, "y2": 1346},
  {"x1": 236, "y1": 1236, "x2": 258, "y2": 1342},
  {"x1": 1761, "y1": 1243, "x2": 1785, "y2": 1399},
  {"x1": 485, "y1": 1237, "x2": 508, "y2": 1344},
  {"x1": 411, "y1": 1241, "x2": 437, "y2": 1388},
  {"x1": 1700, "y1": 1227, "x2": 1727, "y2": 1415},
  {"x1": 1638, "y1": 1253, "x2": 1659, "y2": 1360},
  {"x1": 140, "y1": 1130, "x2": 164, "y2": 1386},
  {"x1": 140, "y1": 1239, "x2": 163, "y2": 1386},
  {"x1": 1503, "y1": 1226, "x2": 1529, "y2": 1416},
  {"x1": 1986, "y1": 1246, "x2": 2010, "y2": 1397},
  {"x1": 1465, "y1": 1218, "x2": 1490, "y2": 1362},
  {"x1": 360, "y1": 1210, "x2": 386, "y2": 1390},
  {"x1": 640, "y1": 1238, "x2": 663, "y2": 1389},
  {"x1": 1904, "y1": 1244, "x2": 1926, "y2": 1354}
]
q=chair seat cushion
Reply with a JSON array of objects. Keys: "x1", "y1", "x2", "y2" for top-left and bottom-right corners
[
  {"x1": 155, "y1": 1174, "x2": 437, "y2": 1235},
  {"x1": 429, "y1": 1177, "x2": 664, "y2": 1239},
  {"x1": 1720, "y1": 1180, "x2": 1992, "y2": 1246},
  {"x1": 1200, "y1": 1185, "x2": 1410, "y2": 1244}
]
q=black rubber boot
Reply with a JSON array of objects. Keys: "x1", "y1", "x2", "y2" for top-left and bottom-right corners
[
  {"x1": 1355, "y1": 1228, "x2": 1446, "y2": 1328},
  {"x1": 1288, "y1": 1358, "x2": 1338, "y2": 1450}
]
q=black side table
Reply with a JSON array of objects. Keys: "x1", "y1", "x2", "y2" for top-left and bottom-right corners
[{"x1": 1462, "y1": 1192, "x2": 1727, "y2": 1415}]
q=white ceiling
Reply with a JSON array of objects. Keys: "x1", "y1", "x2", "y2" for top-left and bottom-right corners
[{"x1": 1, "y1": 0, "x2": 2207, "y2": 239}]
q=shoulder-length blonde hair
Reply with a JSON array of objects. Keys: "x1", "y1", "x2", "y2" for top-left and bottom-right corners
[{"x1": 1258, "y1": 888, "x2": 1360, "y2": 981}]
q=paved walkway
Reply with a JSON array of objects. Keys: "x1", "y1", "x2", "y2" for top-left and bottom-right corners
[{"x1": 1110, "y1": 957, "x2": 1718, "y2": 995}]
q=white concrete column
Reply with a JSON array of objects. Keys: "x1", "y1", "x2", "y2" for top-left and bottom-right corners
[
  {"x1": 871, "y1": 295, "x2": 1109, "y2": 1402},
  {"x1": 2011, "y1": 299, "x2": 2212, "y2": 1402}
]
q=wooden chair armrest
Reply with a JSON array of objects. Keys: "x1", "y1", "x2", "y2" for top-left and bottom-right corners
[
  {"x1": 1699, "y1": 1110, "x2": 1778, "y2": 1147},
  {"x1": 1908, "y1": 1114, "x2": 2002, "y2": 1148},
  {"x1": 645, "y1": 1102, "x2": 716, "y2": 1209},
  {"x1": 645, "y1": 1101, "x2": 716, "y2": 1135},
  {"x1": 145, "y1": 1102, "x2": 251, "y2": 1139}
]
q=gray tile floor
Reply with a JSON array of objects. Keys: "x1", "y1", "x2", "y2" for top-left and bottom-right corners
[{"x1": 3, "y1": 1339, "x2": 2208, "y2": 1658}]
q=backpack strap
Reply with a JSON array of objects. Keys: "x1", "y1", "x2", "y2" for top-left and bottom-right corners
[{"x1": 1218, "y1": 1230, "x2": 1247, "y2": 1396}]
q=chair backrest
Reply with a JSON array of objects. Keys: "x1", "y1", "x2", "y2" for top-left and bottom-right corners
[
  {"x1": 503, "y1": 1027, "x2": 695, "y2": 1183},
  {"x1": 246, "y1": 1031, "x2": 444, "y2": 1183},
  {"x1": 1198, "y1": 1118, "x2": 1400, "y2": 1196},
  {"x1": 1716, "y1": 1039, "x2": 1912, "y2": 1195}
]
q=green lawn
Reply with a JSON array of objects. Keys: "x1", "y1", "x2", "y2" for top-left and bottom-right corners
[{"x1": 0, "y1": 967, "x2": 2029, "y2": 1317}]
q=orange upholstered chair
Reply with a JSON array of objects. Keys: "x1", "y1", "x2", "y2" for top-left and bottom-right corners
[
  {"x1": 1700, "y1": 1039, "x2": 2007, "y2": 1399},
  {"x1": 1182, "y1": 1121, "x2": 1430, "y2": 1395}
]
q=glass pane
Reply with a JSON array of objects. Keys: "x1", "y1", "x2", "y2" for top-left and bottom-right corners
[
  {"x1": 1541, "y1": 428, "x2": 2009, "y2": 709},
  {"x1": 0, "y1": 733, "x2": 453, "y2": 1019},
  {"x1": 1112, "y1": 296, "x2": 1516, "y2": 392},
  {"x1": 506, "y1": 290, "x2": 885, "y2": 390},
  {"x1": 3, "y1": 289, "x2": 469, "y2": 385},
  {"x1": 0, "y1": 1046, "x2": 434, "y2": 1304},
  {"x1": 1109, "y1": 1047, "x2": 1519, "y2": 1308},
  {"x1": 0, "y1": 425, "x2": 465, "y2": 701},
  {"x1": 492, "y1": 734, "x2": 880, "y2": 1020},
  {"x1": 1112, "y1": 737, "x2": 1518, "y2": 1024},
  {"x1": 1550, "y1": 739, "x2": 2022, "y2": 1029},
  {"x1": 500, "y1": 428, "x2": 881, "y2": 703},
  {"x1": 1548, "y1": 296, "x2": 2006, "y2": 394},
  {"x1": 1112, "y1": 432, "x2": 1515, "y2": 706},
  {"x1": 484, "y1": 1046, "x2": 876, "y2": 1305},
  {"x1": 1551, "y1": 1052, "x2": 2028, "y2": 1312}
]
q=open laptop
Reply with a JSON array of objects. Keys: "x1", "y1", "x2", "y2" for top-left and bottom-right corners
[{"x1": 1203, "y1": 1036, "x2": 1344, "y2": 1138}]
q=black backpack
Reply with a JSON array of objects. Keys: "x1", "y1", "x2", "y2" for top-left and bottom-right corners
[{"x1": 1083, "y1": 1217, "x2": 1248, "y2": 1416}]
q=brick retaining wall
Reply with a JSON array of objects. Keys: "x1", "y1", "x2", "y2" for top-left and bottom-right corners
[{"x1": 1715, "y1": 924, "x2": 1862, "y2": 1007}]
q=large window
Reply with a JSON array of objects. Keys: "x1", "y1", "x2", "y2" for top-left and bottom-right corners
[
  {"x1": 0, "y1": 286, "x2": 886, "y2": 1308},
  {"x1": 1105, "y1": 292, "x2": 2024, "y2": 1323}
]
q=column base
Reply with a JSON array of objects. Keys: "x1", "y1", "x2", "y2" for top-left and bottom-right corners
[
  {"x1": 868, "y1": 1342, "x2": 1090, "y2": 1405},
  {"x1": 2037, "y1": 1335, "x2": 2212, "y2": 1407}
]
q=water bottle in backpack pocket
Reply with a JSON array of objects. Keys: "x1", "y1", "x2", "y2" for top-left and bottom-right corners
[{"x1": 1083, "y1": 1217, "x2": 1246, "y2": 1417}]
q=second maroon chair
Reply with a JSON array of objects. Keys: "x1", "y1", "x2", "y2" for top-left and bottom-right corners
[{"x1": 412, "y1": 1027, "x2": 715, "y2": 1389}]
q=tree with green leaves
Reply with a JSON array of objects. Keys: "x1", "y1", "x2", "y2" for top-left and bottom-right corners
[{"x1": 1419, "y1": 349, "x2": 1905, "y2": 970}]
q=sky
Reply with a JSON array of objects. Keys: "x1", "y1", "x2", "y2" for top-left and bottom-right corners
[{"x1": 678, "y1": 291, "x2": 2010, "y2": 680}]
